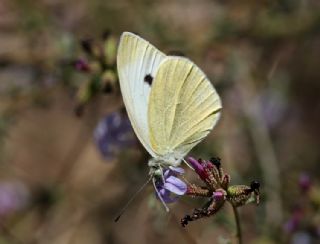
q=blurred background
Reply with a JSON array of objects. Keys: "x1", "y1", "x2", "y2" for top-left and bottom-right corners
[{"x1": 0, "y1": 0, "x2": 320, "y2": 243}]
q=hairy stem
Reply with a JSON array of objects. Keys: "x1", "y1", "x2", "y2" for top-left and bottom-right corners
[{"x1": 231, "y1": 204, "x2": 242, "y2": 244}]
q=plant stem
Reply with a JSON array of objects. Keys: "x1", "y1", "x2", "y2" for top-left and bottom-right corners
[{"x1": 231, "y1": 204, "x2": 242, "y2": 244}]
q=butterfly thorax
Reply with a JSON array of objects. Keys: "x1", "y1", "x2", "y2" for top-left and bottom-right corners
[{"x1": 148, "y1": 154, "x2": 182, "y2": 176}]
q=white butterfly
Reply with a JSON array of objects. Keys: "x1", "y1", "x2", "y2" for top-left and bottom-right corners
[{"x1": 117, "y1": 32, "x2": 222, "y2": 208}]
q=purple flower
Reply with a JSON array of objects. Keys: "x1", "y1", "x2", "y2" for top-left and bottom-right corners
[
  {"x1": 299, "y1": 173, "x2": 312, "y2": 193},
  {"x1": 259, "y1": 90, "x2": 287, "y2": 129},
  {"x1": 213, "y1": 191, "x2": 224, "y2": 201},
  {"x1": 94, "y1": 112, "x2": 136, "y2": 159},
  {"x1": 187, "y1": 157, "x2": 204, "y2": 171},
  {"x1": 187, "y1": 157, "x2": 214, "y2": 181},
  {"x1": 155, "y1": 167, "x2": 187, "y2": 203},
  {"x1": 74, "y1": 58, "x2": 90, "y2": 72},
  {"x1": 284, "y1": 207, "x2": 303, "y2": 233},
  {"x1": 284, "y1": 217, "x2": 300, "y2": 233},
  {"x1": 0, "y1": 181, "x2": 29, "y2": 218}
]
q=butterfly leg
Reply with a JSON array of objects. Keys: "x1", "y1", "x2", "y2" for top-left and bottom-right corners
[{"x1": 152, "y1": 177, "x2": 170, "y2": 212}]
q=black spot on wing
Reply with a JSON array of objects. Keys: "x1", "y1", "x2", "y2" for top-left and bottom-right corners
[{"x1": 144, "y1": 74, "x2": 153, "y2": 86}]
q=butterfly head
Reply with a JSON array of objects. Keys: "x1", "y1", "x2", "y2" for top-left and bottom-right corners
[{"x1": 148, "y1": 154, "x2": 182, "y2": 173}]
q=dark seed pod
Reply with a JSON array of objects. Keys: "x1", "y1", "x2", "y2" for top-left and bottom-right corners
[
  {"x1": 80, "y1": 38, "x2": 93, "y2": 55},
  {"x1": 250, "y1": 181, "x2": 260, "y2": 191},
  {"x1": 210, "y1": 157, "x2": 221, "y2": 168}
]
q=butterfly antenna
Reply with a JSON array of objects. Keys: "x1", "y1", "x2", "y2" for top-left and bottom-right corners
[
  {"x1": 114, "y1": 176, "x2": 152, "y2": 222},
  {"x1": 152, "y1": 177, "x2": 170, "y2": 212}
]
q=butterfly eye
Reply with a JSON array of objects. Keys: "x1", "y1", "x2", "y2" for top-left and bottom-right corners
[{"x1": 144, "y1": 74, "x2": 153, "y2": 85}]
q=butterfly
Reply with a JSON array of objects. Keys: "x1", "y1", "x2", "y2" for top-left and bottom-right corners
[{"x1": 117, "y1": 31, "x2": 222, "y2": 210}]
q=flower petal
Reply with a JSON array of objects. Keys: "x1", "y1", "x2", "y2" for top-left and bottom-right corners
[
  {"x1": 213, "y1": 191, "x2": 224, "y2": 201},
  {"x1": 163, "y1": 176, "x2": 187, "y2": 195},
  {"x1": 169, "y1": 166, "x2": 185, "y2": 174},
  {"x1": 159, "y1": 189, "x2": 177, "y2": 203},
  {"x1": 187, "y1": 157, "x2": 208, "y2": 180},
  {"x1": 163, "y1": 169, "x2": 171, "y2": 178},
  {"x1": 187, "y1": 157, "x2": 204, "y2": 172}
]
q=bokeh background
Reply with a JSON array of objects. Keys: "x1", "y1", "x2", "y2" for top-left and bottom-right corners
[{"x1": 0, "y1": 0, "x2": 320, "y2": 243}]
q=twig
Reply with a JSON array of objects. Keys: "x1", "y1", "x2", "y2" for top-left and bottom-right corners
[{"x1": 231, "y1": 204, "x2": 242, "y2": 244}]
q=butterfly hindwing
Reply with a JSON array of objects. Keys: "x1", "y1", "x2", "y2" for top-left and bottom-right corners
[
  {"x1": 148, "y1": 57, "x2": 222, "y2": 158},
  {"x1": 117, "y1": 32, "x2": 166, "y2": 157}
]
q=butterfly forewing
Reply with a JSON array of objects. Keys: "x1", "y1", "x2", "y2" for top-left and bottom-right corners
[
  {"x1": 117, "y1": 32, "x2": 166, "y2": 157},
  {"x1": 148, "y1": 57, "x2": 222, "y2": 157}
]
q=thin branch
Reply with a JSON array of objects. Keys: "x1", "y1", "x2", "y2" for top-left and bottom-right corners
[{"x1": 231, "y1": 204, "x2": 242, "y2": 244}]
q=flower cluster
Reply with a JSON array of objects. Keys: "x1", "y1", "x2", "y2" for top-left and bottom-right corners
[
  {"x1": 181, "y1": 157, "x2": 260, "y2": 227},
  {"x1": 0, "y1": 181, "x2": 29, "y2": 218},
  {"x1": 283, "y1": 173, "x2": 320, "y2": 241},
  {"x1": 73, "y1": 31, "x2": 118, "y2": 116},
  {"x1": 74, "y1": 32, "x2": 139, "y2": 160},
  {"x1": 94, "y1": 111, "x2": 136, "y2": 160}
]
